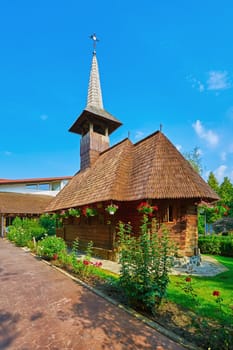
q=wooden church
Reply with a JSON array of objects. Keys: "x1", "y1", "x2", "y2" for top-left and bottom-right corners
[{"x1": 47, "y1": 38, "x2": 219, "y2": 260}]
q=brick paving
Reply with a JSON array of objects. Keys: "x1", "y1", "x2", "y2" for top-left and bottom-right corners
[{"x1": 0, "y1": 239, "x2": 186, "y2": 350}]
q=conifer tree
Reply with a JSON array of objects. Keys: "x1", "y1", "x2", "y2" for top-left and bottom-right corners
[
  {"x1": 207, "y1": 171, "x2": 220, "y2": 195},
  {"x1": 219, "y1": 177, "x2": 233, "y2": 205}
]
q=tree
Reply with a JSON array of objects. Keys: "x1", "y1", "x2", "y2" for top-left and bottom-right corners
[
  {"x1": 184, "y1": 146, "x2": 202, "y2": 175},
  {"x1": 207, "y1": 172, "x2": 220, "y2": 195},
  {"x1": 219, "y1": 177, "x2": 233, "y2": 205}
]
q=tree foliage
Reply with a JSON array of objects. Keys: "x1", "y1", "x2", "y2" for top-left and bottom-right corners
[
  {"x1": 207, "y1": 171, "x2": 220, "y2": 195},
  {"x1": 199, "y1": 174, "x2": 233, "y2": 234},
  {"x1": 219, "y1": 177, "x2": 233, "y2": 205},
  {"x1": 184, "y1": 146, "x2": 202, "y2": 175}
]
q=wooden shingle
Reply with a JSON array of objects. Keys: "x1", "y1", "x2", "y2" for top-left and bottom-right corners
[
  {"x1": 47, "y1": 130, "x2": 219, "y2": 212},
  {"x1": 0, "y1": 192, "x2": 53, "y2": 214}
]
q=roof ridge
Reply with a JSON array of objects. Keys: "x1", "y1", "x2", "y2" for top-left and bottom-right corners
[
  {"x1": 134, "y1": 130, "x2": 160, "y2": 147},
  {"x1": 100, "y1": 137, "x2": 132, "y2": 156}
]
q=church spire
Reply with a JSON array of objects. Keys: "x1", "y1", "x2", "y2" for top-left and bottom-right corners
[
  {"x1": 69, "y1": 34, "x2": 122, "y2": 170},
  {"x1": 69, "y1": 33, "x2": 122, "y2": 137},
  {"x1": 86, "y1": 52, "x2": 103, "y2": 109}
]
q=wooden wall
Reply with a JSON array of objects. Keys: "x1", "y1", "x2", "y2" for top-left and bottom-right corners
[
  {"x1": 61, "y1": 215, "x2": 114, "y2": 250},
  {"x1": 58, "y1": 198, "x2": 198, "y2": 260}
]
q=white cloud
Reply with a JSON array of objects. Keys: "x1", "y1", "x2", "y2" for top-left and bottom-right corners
[
  {"x1": 214, "y1": 165, "x2": 227, "y2": 183},
  {"x1": 188, "y1": 71, "x2": 231, "y2": 93},
  {"x1": 220, "y1": 151, "x2": 227, "y2": 161},
  {"x1": 40, "y1": 114, "x2": 48, "y2": 121},
  {"x1": 199, "y1": 84, "x2": 205, "y2": 92},
  {"x1": 187, "y1": 75, "x2": 204, "y2": 92},
  {"x1": 134, "y1": 131, "x2": 145, "y2": 140},
  {"x1": 207, "y1": 71, "x2": 231, "y2": 91},
  {"x1": 192, "y1": 120, "x2": 219, "y2": 147},
  {"x1": 176, "y1": 144, "x2": 182, "y2": 151},
  {"x1": 196, "y1": 148, "x2": 203, "y2": 156}
]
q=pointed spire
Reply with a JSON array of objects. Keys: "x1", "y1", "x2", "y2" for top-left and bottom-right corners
[
  {"x1": 86, "y1": 52, "x2": 104, "y2": 109},
  {"x1": 69, "y1": 34, "x2": 122, "y2": 136}
]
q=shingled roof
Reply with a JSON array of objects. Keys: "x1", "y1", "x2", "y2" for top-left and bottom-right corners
[
  {"x1": 46, "y1": 131, "x2": 219, "y2": 212},
  {"x1": 0, "y1": 192, "x2": 53, "y2": 214}
]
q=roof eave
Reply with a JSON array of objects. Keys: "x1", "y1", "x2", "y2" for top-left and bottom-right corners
[{"x1": 69, "y1": 108, "x2": 122, "y2": 135}]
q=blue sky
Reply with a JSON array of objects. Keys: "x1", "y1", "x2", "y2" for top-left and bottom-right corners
[{"x1": 1, "y1": 0, "x2": 233, "y2": 183}]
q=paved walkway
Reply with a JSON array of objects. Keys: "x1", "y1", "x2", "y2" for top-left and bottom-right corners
[
  {"x1": 77, "y1": 252, "x2": 227, "y2": 277},
  {"x1": 0, "y1": 239, "x2": 186, "y2": 350}
]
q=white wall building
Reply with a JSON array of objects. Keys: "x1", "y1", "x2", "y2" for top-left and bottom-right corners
[{"x1": 0, "y1": 176, "x2": 72, "y2": 197}]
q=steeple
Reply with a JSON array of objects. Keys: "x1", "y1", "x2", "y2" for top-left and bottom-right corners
[
  {"x1": 86, "y1": 52, "x2": 103, "y2": 109},
  {"x1": 69, "y1": 34, "x2": 122, "y2": 171}
]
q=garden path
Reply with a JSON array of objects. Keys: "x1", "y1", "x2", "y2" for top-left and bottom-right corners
[
  {"x1": 77, "y1": 252, "x2": 228, "y2": 276},
  {"x1": 0, "y1": 239, "x2": 186, "y2": 350}
]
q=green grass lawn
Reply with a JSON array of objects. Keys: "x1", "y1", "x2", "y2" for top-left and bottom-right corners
[{"x1": 167, "y1": 255, "x2": 233, "y2": 326}]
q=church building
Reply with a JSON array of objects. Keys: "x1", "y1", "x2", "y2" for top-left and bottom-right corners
[{"x1": 46, "y1": 36, "x2": 219, "y2": 260}]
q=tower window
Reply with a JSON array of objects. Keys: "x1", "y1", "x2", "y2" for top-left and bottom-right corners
[{"x1": 93, "y1": 124, "x2": 105, "y2": 135}]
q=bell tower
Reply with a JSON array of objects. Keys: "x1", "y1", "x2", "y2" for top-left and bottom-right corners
[{"x1": 69, "y1": 34, "x2": 122, "y2": 171}]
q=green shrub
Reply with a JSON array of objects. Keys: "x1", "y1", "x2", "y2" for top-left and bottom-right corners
[
  {"x1": 36, "y1": 236, "x2": 67, "y2": 260},
  {"x1": 198, "y1": 235, "x2": 221, "y2": 255},
  {"x1": 219, "y1": 236, "x2": 233, "y2": 257},
  {"x1": 7, "y1": 226, "x2": 32, "y2": 246},
  {"x1": 117, "y1": 216, "x2": 176, "y2": 313},
  {"x1": 199, "y1": 235, "x2": 233, "y2": 257},
  {"x1": 21, "y1": 218, "x2": 46, "y2": 241},
  {"x1": 7, "y1": 217, "x2": 46, "y2": 246},
  {"x1": 39, "y1": 214, "x2": 56, "y2": 236}
]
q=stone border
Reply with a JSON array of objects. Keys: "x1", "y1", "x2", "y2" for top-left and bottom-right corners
[{"x1": 38, "y1": 256, "x2": 200, "y2": 350}]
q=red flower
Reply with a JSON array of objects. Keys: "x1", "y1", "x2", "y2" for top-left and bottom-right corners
[
  {"x1": 137, "y1": 202, "x2": 158, "y2": 215},
  {"x1": 137, "y1": 202, "x2": 150, "y2": 210},
  {"x1": 82, "y1": 206, "x2": 88, "y2": 216},
  {"x1": 185, "y1": 277, "x2": 192, "y2": 282},
  {"x1": 213, "y1": 290, "x2": 220, "y2": 297},
  {"x1": 83, "y1": 260, "x2": 90, "y2": 265},
  {"x1": 53, "y1": 254, "x2": 58, "y2": 260}
]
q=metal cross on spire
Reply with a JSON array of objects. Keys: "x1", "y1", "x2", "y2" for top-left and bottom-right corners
[{"x1": 89, "y1": 33, "x2": 99, "y2": 54}]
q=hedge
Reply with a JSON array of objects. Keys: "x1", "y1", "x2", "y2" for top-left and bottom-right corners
[{"x1": 198, "y1": 235, "x2": 233, "y2": 257}]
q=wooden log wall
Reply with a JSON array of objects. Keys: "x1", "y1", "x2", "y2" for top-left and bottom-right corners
[
  {"x1": 58, "y1": 198, "x2": 198, "y2": 260},
  {"x1": 63, "y1": 215, "x2": 113, "y2": 250}
]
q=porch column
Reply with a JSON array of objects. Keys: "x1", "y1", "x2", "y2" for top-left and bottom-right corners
[
  {"x1": 185, "y1": 205, "x2": 198, "y2": 256},
  {"x1": 1, "y1": 214, "x2": 4, "y2": 238}
]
